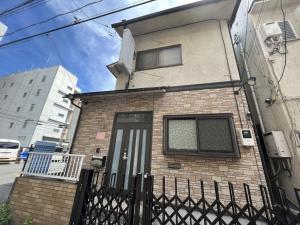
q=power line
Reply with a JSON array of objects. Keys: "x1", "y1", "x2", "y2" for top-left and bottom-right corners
[
  {"x1": 0, "y1": 0, "x2": 156, "y2": 49},
  {"x1": 0, "y1": 0, "x2": 48, "y2": 18},
  {"x1": 1, "y1": 0, "x2": 52, "y2": 19},
  {"x1": 271, "y1": 0, "x2": 287, "y2": 95},
  {"x1": 1, "y1": 0, "x2": 105, "y2": 38}
]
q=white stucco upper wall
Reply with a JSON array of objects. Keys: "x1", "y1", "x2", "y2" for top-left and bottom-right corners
[
  {"x1": 116, "y1": 20, "x2": 240, "y2": 89},
  {"x1": 249, "y1": 0, "x2": 300, "y2": 98}
]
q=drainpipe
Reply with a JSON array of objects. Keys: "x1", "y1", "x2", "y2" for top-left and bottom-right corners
[
  {"x1": 65, "y1": 95, "x2": 82, "y2": 154},
  {"x1": 239, "y1": 44, "x2": 266, "y2": 133}
]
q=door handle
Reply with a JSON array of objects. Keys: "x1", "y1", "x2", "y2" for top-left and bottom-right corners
[
  {"x1": 122, "y1": 152, "x2": 128, "y2": 160},
  {"x1": 122, "y1": 151, "x2": 128, "y2": 160}
]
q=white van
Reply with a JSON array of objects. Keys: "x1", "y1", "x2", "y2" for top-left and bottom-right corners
[{"x1": 0, "y1": 139, "x2": 20, "y2": 162}]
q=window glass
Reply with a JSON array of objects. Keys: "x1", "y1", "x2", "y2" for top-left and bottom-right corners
[
  {"x1": 16, "y1": 107, "x2": 21, "y2": 112},
  {"x1": 168, "y1": 119, "x2": 197, "y2": 151},
  {"x1": 63, "y1": 99, "x2": 68, "y2": 104},
  {"x1": 67, "y1": 86, "x2": 73, "y2": 91},
  {"x1": 10, "y1": 82, "x2": 14, "y2": 87},
  {"x1": 22, "y1": 121, "x2": 27, "y2": 128},
  {"x1": 29, "y1": 79, "x2": 33, "y2": 84},
  {"x1": 198, "y1": 118, "x2": 233, "y2": 152},
  {"x1": 36, "y1": 89, "x2": 41, "y2": 96},
  {"x1": 159, "y1": 46, "x2": 181, "y2": 66},
  {"x1": 23, "y1": 92, "x2": 27, "y2": 98},
  {"x1": 29, "y1": 104, "x2": 35, "y2": 111},
  {"x1": 0, "y1": 142, "x2": 18, "y2": 149},
  {"x1": 4, "y1": 95, "x2": 8, "y2": 100},
  {"x1": 9, "y1": 122, "x2": 14, "y2": 128},
  {"x1": 136, "y1": 45, "x2": 181, "y2": 71},
  {"x1": 136, "y1": 50, "x2": 157, "y2": 70},
  {"x1": 58, "y1": 113, "x2": 64, "y2": 118},
  {"x1": 116, "y1": 113, "x2": 152, "y2": 123},
  {"x1": 164, "y1": 114, "x2": 239, "y2": 156},
  {"x1": 41, "y1": 76, "x2": 46, "y2": 82},
  {"x1": 53, "y1": 128, "x2": 60, "y2": 132},
  {"x1": 2, "y1": 82, "x2": 6, "y2": 88}
]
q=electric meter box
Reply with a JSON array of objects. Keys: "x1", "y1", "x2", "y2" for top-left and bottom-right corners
[
  {"x1": 260, "y1": 22, "x2": 282, "y2": 41},
  {"x1": 239, "y1": 129, "x2": 255, "y2": 147},
  {"x1": 264, "y1": 131, "x2": 291, "y2": 158}
]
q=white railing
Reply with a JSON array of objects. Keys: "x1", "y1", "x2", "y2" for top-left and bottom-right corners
[{"x1": 22, "y1": 152, "x2": 85, "y2": 182}]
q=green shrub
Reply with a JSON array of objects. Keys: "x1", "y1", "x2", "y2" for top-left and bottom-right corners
[
  {"x1": 0, "y1": 203, "x2": 12, "y2": 225},
  {"x1": 23, "y1": 217, "x2": 32, "y2": 225}
]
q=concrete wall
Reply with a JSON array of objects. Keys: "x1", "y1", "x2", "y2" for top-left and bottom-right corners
[
  {"x1": 72, "y1": 87, "x2": 267, "y2": 206},
  {"x1": 116, "y1": 20, "x2": 240, "y2": 89},
  {"x1": 9, "y1": 177, "x2": 76, "y2": 225},
  {"x1": 235, "y1": 0, "x2": 300, "y2": 202}
]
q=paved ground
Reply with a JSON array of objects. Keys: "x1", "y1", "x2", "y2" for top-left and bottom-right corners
[{"x1": 0, "y1": 162, "x2": 23, "y2": 203}]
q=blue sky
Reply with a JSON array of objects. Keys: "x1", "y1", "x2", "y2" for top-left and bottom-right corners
[{"x1": 0, "y1": 0, "x2": 199, "y2": 92}]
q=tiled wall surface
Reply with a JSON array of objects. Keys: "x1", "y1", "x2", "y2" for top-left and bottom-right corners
[
  {"x1": 10, "y1": 177, "x2": 76, "y2": 225},
  {"x1": 72, "y1": 88, "x2": 267, "y2": 205}
]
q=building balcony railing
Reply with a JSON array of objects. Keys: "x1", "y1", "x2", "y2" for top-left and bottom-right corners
[{"x1": 21, "y1": 152, "x2": 85, "y2": 182}]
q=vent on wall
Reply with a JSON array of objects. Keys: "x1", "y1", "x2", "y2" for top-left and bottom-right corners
[{"x1": 278, "y1": 21, "x2": 297, "y2": 41}]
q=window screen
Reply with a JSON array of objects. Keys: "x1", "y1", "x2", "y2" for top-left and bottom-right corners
[
  {"x1": 164, "y1": 114, "x2": 239, "y2": 157},
  {"x1": 136, "y1": 45, "x2": 181, "y2": 71}
]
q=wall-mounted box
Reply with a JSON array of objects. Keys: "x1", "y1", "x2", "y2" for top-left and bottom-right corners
[
  {"x1": 239, "y1": 129, "x2": 255, "y2": 147},
  {"x1": 264, "y1": 131, "x2": 291, "y2": 158}
]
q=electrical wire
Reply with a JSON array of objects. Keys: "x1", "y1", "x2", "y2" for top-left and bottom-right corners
[
  {"x1": 0, "y1": 0, "x2": 49, "y2": 18},
  {"x1": 0, "y1": 0, "x2": 156, "y2": 49},
  {"x1": 218, "y1": 20, "x2": 244, "y2": 129},
  {"x1": 1, "y1": 0, "x2": 104, "y2": 38},
  {"x1": 270, "y1": 0, "x2": 287, "y2": 95}
]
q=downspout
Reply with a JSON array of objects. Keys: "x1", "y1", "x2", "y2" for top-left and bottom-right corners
[
  {"x1": 65, "y1": 95, "x2": 82, "y2": 154},
  {"x1": 240, "y1": 45, "x2": 265, "y2": 133}
]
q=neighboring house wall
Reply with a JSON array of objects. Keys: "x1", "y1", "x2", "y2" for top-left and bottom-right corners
[
  {"x1": 0, "y1": 66, "x2": 80, "y2": 147},
  {"x1": 72, "y1": 88, "x2": 266, "y2": 205},
  {"x1": 116, "y1": 20, "x2": 239, "y2": 89},
  {"x1": 233, "y1": 0, "x2": 300, "y2": 202}
]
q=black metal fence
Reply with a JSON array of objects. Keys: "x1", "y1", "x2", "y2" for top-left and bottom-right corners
[{"x1": 70, "y1": 169, "x2": 300, "y2": 225}]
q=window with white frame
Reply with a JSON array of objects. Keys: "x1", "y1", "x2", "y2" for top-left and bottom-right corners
[
  {"x1": 164, "y1": 114, "x2": 239, "y2": 157},
  {"x1": 136, "y1": 45, "x2": 182, "y2": 71}
]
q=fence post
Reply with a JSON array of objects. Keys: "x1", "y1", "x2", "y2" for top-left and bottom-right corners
[
  {"x1": 69, "y1": 168, "x2": 94, "y2": 225},
  {"x1": 131, "y1": 174, "x2": 142, "y2": 225},
  {"x1": 142, "y1": 174, "x2": 153, "y2": 225}
]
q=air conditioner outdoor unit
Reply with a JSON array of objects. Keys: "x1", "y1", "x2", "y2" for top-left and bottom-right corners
[
  {"x1": 264, "y1": 131, "x2": 291, "y2": 158},
  {"x1": 260, "y1": 22, "x2": 282, "y2": 42}
]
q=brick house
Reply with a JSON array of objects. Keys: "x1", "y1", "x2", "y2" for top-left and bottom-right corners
[{"x1": 68, "y1": 0, "x2": 268, "y2": 204}]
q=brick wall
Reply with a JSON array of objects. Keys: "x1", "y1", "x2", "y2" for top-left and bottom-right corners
[
  {"x1": 9, "y1": 177, "x2": 76, "y2": 225},
  {"x1": 72, "y1": 87, "x2": 267, "y2": 205}
]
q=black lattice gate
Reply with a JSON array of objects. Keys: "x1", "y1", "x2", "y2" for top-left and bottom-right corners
[{"x1": 70, "y1": 169, "x2": 300, "y2": 225}]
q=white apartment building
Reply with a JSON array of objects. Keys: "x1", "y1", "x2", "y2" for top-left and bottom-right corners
[
  {"x1": 0, "y1": 65, "x2": 80, "y2": 148},
  {"x1": 232, "y1": 0, "x2": 300, "y2": 203}
]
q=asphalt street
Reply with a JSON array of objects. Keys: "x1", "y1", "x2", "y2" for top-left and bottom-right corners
[{"x1": 0, "y1": 162, "x2": 23, "y2": 203}]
